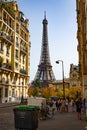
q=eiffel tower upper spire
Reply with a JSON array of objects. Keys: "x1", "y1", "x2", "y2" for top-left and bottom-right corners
[
  {"x1": 44, "y1": 11, "x2": 46, "y2": 19},
  {"x1": 33, "y1": 13, "x2": 55, "y2": 87}
]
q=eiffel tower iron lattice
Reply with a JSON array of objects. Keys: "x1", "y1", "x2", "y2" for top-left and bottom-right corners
[{"x1": 32, "y1": 12, "x2": 56, "y2": 87}]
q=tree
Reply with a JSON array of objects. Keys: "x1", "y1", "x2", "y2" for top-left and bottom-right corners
[
  {"x1": 41, "y1": 87, "x2": 57, "y2": 99},
  {"x1": 28, "y1": 87, "x2": 33, "y2": 96},
  {"x1": 33, "y1": 79, "x2": 40, "y2": 88},
  {"x1": 28, "y1": 87, "x2": 38, "y2": 97},
  {"x1": 32, "y1": 87, "x2": 38, "y2": 97},
  {"x1": 68, "y1": 86, "x2": 82, "y2": 99}
]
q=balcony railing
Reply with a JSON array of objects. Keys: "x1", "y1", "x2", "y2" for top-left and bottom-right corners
[
  {"x1": 0, "y1": 63, "x2": 12, "y2": 70},
  {"x1": 20, "y1": 69, "x2": 26, "y2": 75},
  {"x1": 0, "y1": 80, "x2": 9, "y2": 84},
  {"x1": 21, "y1": 22, "x2": 29, "y2": 32},
  {"x1": 0, "y1": 32, "x2": 14, "y2": 44},
  {"x1": 20, "y1": 45, "x2": 27, "y2": 53},
  {"x1": 2, "y1": 3, "x2": 15, "y2": 18}
]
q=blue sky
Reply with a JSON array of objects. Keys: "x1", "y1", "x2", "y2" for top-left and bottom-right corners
[{"x1": 17, "y1": 0, "x2": 78, "y2": 82}]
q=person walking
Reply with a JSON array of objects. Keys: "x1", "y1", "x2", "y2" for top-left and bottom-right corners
[
  {"x1": 70, "y1": 98, "x2": 75, "y2": 112},
  {"x1": 65, "y1": 98, "x2": 69, "y2": 112},
  {"x1": 82, "y1": 98, "x2": 86, "y2": 113},
  {"x1": 56, "y1": 99, "x2": 62, "y2": 112},
  {"x1": 20, "y1": 95, "x2": 24, "y2": 104},
  {"x1": 60, "y1": 98, "x2": 66, "y2": 112},
  {"x1": 75, "y1": 98, "x2": 82, "y2": 120}
]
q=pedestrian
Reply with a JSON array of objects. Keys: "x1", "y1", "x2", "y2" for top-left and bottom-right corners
[
  {"x1": 56, "y1": 100, "x2": 59, "y2": 111},
  {"x1": 82, "y1": 98, "x2": 86, "y2": 113},
  {"x1": 20, "y1": 95, "x2": 24, "y2": 104},
  {"x1": 58, "y1": 99, "x2": 62, "y2": 112},
  {"x1": 52, "y1": 100, "x2": 56, "y2": 113},
  {"x1": 70, "y1": 98, "x2": 75, "y2": 112},
  {"x1": 60, "y1": 98, "x2": 66, "y2": 112},
  {"x1": 65, "y1": 98, "x2": 69, "y2": 112},
  {"x1": 75, "y1": 98, "x2": 82, "y2": 120},
  {"x1": 40, "y1": 102, "x2": 46, "y2": 120}
]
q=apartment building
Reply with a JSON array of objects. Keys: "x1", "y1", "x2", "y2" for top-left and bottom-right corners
[
  {"x1": 69, "y1": 64, "x2": 81, "y2": 87},
  {"x1": 0, "y1": 0, "x2": 31, "y2": 102},
  {"x1": 76, "y1": 0, "x2": 87, "y2": 98}
]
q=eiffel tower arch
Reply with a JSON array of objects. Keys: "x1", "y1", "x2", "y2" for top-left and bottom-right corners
[{"x1": 32, "y1": 12, "x2": 56, "y2": 87}]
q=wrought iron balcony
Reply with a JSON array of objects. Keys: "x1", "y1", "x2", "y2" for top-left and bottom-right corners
[
  {"x1": 0, "y1": 63, "x2": 12, "y2": 70},
  {"x1": 20, "y1": 45, "x2": 27, "y2": 53},
  {"x1": 0, "y1": 32, "x2": 14, "y2": 45},
  {"x1": 20, "y1": 69, "x2": 27, "y2": 75}
]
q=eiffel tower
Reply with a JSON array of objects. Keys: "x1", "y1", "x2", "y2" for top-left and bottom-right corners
[{"x1": 32, "y1": 12, "x2": 55, "y2": 87}]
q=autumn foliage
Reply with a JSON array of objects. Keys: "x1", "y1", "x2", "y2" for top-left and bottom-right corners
[
  {"x1": 28, "y1": 86, "x2": 82, "y2": 99},
  {"x1": 41, "y1": 87, "x2": 57, "y2": 99},
  {"x1": 68, "y1": 86, "x2": 82, "y2": 98}
]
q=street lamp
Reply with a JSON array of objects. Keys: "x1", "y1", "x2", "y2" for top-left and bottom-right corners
[
  {"x1": 21, "y1": 82, "x2": 24, "y2": 104},
  {"x1": 56, "y1": 60, "x2": 65, "y2": 99},
  {"x1": 22, "y1": 82, "x2": 24, "y2": 96}
]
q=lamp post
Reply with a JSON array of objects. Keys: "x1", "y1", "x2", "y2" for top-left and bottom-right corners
[
  {"x1": 21, "y1": 82, "x2": 24, "y2": 104},
  {"x1": 22, "y1": 82, "x2": 24, "y2": 96},
  {"x1": 56, "y1": 60, "x2": 65, "y2": 99}
]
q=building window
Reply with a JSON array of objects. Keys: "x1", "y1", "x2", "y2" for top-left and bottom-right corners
[
  {"x1": 15, "y1": 49, "x2": 18, "y2": 59},
  {"x1": 85, "y1": 52, "x2": 87, "y2": 65},
  {"x1": 13, "y1": 77, "x2": 16, "y2": 84},
  {"x1": 6, "y1": 59, "x2": 9, "y2": 64},
  {"x1": 9, "y1": 90, "x2": 11, "y2": 96},
  {"x1": 9, "y1": 17, "x2": 11, "y2": 27},
  {"x1": 3, "y1": 12, "x2": 7, "y2": 22},
  {"x1": 72, "y1": 74, "x2": 77, "y2": 78},
  {"x1": 5, "y1": 88, "x2": 8, "y2": 97},
  {"x1": 16, "y1": 90, "x2": 17, "y2": 96},
  {"x1": 15, "y1": 62, "x2": 18, "y2": 70},
  {"x1": 16, "y1": 24, "x2": 19, "y2": 33},
  {"x1": 6, "y1": 46, "x2": 10, "y2": 56},
  {"x1": 23, "y1": 55, "x2": 25, "y2": 64},
  {"x1": 72, "y1": 82, "x2": 76, "y2": 86},
  {"x1": 12, "y1": 89, "x2": 15, "y2": 97},
  {"x1": 16, "y1": 37, "x2": 19, "y2": 47},
  {"x1": 0, "y1": 42, "x2": 4, "y2": 53}
]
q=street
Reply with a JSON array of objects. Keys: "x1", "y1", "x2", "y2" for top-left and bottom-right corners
[{"x1": 0, "y1": 105, "x2": 87, "y2": 130}]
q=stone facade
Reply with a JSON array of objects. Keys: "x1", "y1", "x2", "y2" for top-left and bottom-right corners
[
  {"x1": 0, "y1": 0, "x2": 31, "y2": 102},
  {"x1": 69, "y1": 64, "x2": 81, "y2": 87},
  {"x1": 76, "y1": 0, "x2": 87, "y2": 98}
]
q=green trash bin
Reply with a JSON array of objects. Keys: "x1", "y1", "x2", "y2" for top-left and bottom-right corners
[
  {"x1": 13, "y1": 105, "x2": 40, "y2": 130},
  {"x1": 32, "y1": 106, "x2": 40, "y2": 128}
]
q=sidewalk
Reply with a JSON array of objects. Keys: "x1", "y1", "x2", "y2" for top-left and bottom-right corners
[
  {"x1": 38, "y1": 111, "x2": 87, "y2": 130},
  {"x1": 0, "y1": 102, "x2": 20, "y2": 108},
  {"x1": 0, "y1": 105, "x2": 87, "y2": 130}
]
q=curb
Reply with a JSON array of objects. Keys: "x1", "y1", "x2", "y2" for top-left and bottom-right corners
[{"x1": 0, "y1": 103, "x2": 20, "y2": 108}]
